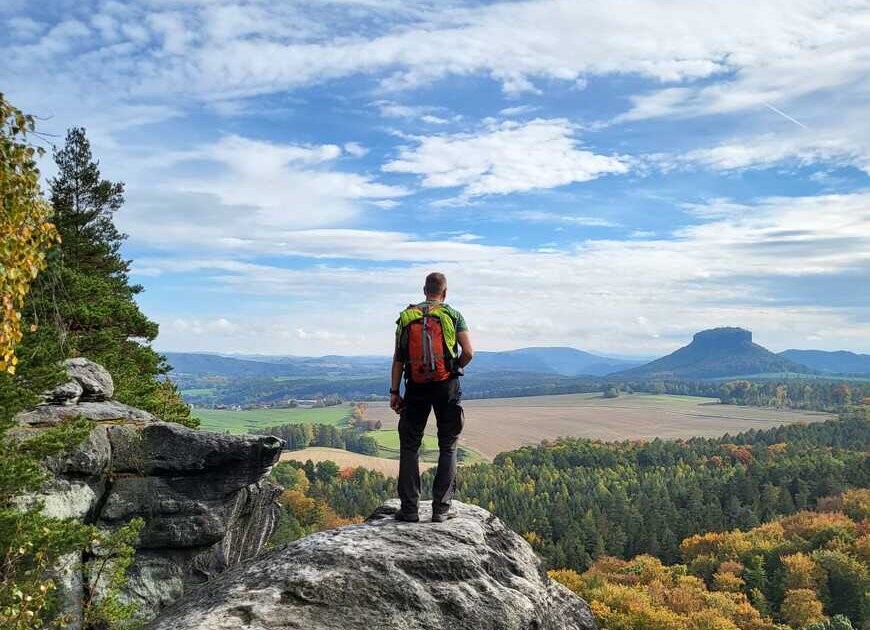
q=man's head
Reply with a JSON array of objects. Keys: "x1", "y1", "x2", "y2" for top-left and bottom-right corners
[{"x1": 424, "y1": 272, "x2": 447, "y2": 301}]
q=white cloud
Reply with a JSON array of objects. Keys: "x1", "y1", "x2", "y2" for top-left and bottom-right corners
[
  {"x1": 149, "y1": 135, "x2": 408, "y2": 231},
  {"x1": 11, "y1": 1, "x2": 865, "y2": 109},
  {"x1": 499, "y1": 105, "x2": 539, "y2": 117},
  {"x1": 374, "y1": 101, "x2": 429, "y2": 119},
  {"x1": 7, "y1": 0, "x2": 870, "y2": 355},
  {"x1": 5, "y1": 0, "x2": 868, "y2": 177},
  {"x1": 372, "y1": 100, "x2": 458, "y2": 125},
  {"x1": 370, "y1": 199, "x2": 400, "y2": 209},
  {"x1": 682, "y1": 132, "x2": 870, "y2": 174},
  {"x1": 449, "y1": 233, "x2": 483, "y2": 242},
  {"x1": 144, "y1": 192, "x2": 870, "y2": 355},
  {"x1": 169, "y1": 317, "x2": 241, "y2": 336},
  {"x1": 166, "y1": 0, "x2": 796, "y2": 96},
  {"x1": 343, "y1": 142, "x2": 369, "y2": 157},
  {"x1": 383, "y1": 119, "x2": 628, "y2": 198},
  {"x1": 7, "y1": 16, "x2": 45, "y2": 40},
  {"x1": 513, "y1": 211, "x2": 620, "y2": 228},
  {"x1": 420, "y1": 114, "x2": 449, "y2": 125}
]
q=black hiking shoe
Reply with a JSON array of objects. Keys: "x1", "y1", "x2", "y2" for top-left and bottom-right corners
[
  {"x1": 394, "y1": 510, "x2": 420, "y2": 523},
  {"x1": 431, "y1": 508, "x2": 457, "y2": 523}
]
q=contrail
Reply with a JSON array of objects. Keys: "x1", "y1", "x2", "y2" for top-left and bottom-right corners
[{"x1": 763, "y1": 102, "x2": 807, "y2": 129}]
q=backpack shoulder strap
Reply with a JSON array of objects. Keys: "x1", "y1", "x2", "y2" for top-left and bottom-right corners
[
  {"x1": 396, "y1": 304, "x2": 423, "y2": 334},
  {"x1": 435, "y1": 303, "x2": 460, "y2": 325}
]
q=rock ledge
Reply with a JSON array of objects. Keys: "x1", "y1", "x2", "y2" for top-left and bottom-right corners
[{"x1": 146, "y1": 500, "x2": 596, "y2": 630}]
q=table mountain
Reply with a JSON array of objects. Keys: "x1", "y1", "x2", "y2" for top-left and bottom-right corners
[{"x1": 615, "y1": 327, "x2": 811, "y2": 379}]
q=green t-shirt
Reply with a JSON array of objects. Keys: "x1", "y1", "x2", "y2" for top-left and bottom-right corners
[{"x1": 416, "y1": 301, "x2": 468, "y2": 332}]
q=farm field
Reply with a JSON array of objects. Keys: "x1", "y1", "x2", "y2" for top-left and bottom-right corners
[
  {"x1": 365, "y1": 429, "x2": 487, "y2": 463},
  {"x1": 194, "y1": 406, "x2": 351, "y2": 433},
  {"x1": 365, "y1": 392, "x2": 835, "y2": 459},
  {"x1": 368, "y1": 429, "x2": 438, "y2": 452},
  {"x1": 279, "y1": 447, "x2": 434, "y2": 477}
]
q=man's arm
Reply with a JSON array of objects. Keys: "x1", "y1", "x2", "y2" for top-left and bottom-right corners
[
  {"x1": 390, "y1": 359, "x2": 404, "y2": 393},
  {"x1": 456, "y1": 330, "x2": 474, "y2": 368},
  {"x1": 390, "y1": 357, "x2": 404, "y2": 413}
]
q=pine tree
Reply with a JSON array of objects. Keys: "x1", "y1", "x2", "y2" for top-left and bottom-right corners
[
  {"x1": 0, "y1": 96, "x2": 143, "y2": 630},
  {"x1": 22, "y1": 128, "x2": 196, "y2": 427}
]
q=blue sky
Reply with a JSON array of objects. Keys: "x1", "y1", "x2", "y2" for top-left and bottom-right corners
[{"x1": 3, "y1": 0, "x2": 869, "y2": 356}]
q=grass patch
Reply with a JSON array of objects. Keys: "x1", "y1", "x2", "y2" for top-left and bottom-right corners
[
  {"x1": 366, "y1": 429, "x2": 484, "y2": 463},
  {"x1": 367, "y1": 429, "x2": 439, "y2": 451},
  {"x1": 195, "y1": 406, "x2": 352, "y2": 434},
  {"x1": 368, "y1": 429, "x2": 439, "y2": 461}
]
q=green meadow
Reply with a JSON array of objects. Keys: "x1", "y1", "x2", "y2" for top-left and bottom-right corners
[{"x1": 194, "y1": 406, "x2": 352, "y2": 434}]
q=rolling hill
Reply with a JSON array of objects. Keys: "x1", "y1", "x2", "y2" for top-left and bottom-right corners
[
  {"x1": 779, "y1": 349, "x2": 870, "y2": 375},
  {"x1": 165, "y1": 347, "x2": 639, "y2": 378},
  {"x1": 163, "y1": 352, "x2": 294, "y2": 377},
  {"x1": 467, "y1": 347, "x2": 642, "y2": 376},
  {"x1": 164, "y1": 352, "x2": 391, "y2": 378},
  {"x1": 614, "y1": 327, "x2": 812, "y2": 379}
]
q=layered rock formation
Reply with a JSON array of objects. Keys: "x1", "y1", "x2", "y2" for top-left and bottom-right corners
[
  {"x1": 13, "y1": 359, "x2": 283, "y2": 627},
  {"x1": 146, "y1": 500, "x2": 597, "y2": 630}
]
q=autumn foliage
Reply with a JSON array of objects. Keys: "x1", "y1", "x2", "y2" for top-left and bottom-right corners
[
  {"x1": 0, "y1": 94, "x2": 60, "y2": 375},
  {"x1": 552, "y1": 490, "x2": 869, "y2": 630}
]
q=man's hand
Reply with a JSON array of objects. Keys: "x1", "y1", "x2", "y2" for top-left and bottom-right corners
[{"x1": 390, "y1": 359, "x2": 404, "y2": 414}]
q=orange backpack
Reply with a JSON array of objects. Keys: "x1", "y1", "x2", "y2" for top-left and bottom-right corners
[{"x1": 399, "y1": 304, "x2": 455, "y2": 383}]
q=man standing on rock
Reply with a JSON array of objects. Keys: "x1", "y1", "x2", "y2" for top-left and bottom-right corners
[{"x1": 390, "y1": 272, "x2": 474, "y2": 523}]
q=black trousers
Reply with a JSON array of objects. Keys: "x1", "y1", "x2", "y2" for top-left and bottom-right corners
[{"x1": 397, "y1": 377, "x2": 464, "y2": 514}]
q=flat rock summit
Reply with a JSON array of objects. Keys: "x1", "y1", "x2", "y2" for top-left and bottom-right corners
[
  {"x1": 146, "y1": 500, "x2": 596, "y2": 630},
  {"x1": 615, "y1": 326, "x2": 809, "y2": 379}
]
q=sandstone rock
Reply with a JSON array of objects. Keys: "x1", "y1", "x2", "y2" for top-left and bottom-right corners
[
  {"x1": 15, "y1": 400, "x2": 157, "y2": 426},
  {"x1": 100, "y1": 476, "x2": 228, "y2": 548},
  {"x1": 145, "y1": 500, "x2": 597, "y2": 630},
  {"x1": 44, "y1": 379, "x2": 84, "y2": 405},
  {"x1": 96, "y1": 553, "x2": 186, "y2": 615},
  {"x1": 46, "y1": 425, "x2": 111, "y2": 476},
  {"x1": 64, "y1": 357, "x2": 114, "y2": 400},
  {"x1": 13, "y1": 360, "x2": 282, "y2": 628},
  {"x1": 16, "y1": 477, "x2": 104, "y2": 520},
  {"x1": 219, "y1": 481, "x2": 283, "y2": 567},
  {"x1": 52, "y1": 553, "x2": 85, "y2": 629},
  {"x1": 109, "y1": 421, "x2": 283, "y2": 477}
]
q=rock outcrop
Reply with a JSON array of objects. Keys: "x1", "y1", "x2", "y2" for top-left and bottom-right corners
[
  {"x1": 145, "y1": 500, "x2": 597, "y2": 630},
  {"x1": 13, "y1": 359, "x2": 283, "y2": 627}
]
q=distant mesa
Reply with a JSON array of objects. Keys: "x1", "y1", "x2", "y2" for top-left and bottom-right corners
[
  {"x1": 614, "y1": 327, "x2": 812, "y2": 379},
  {"x1": 691, "y1": 326, "x2": 753, "y2": 347}
]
